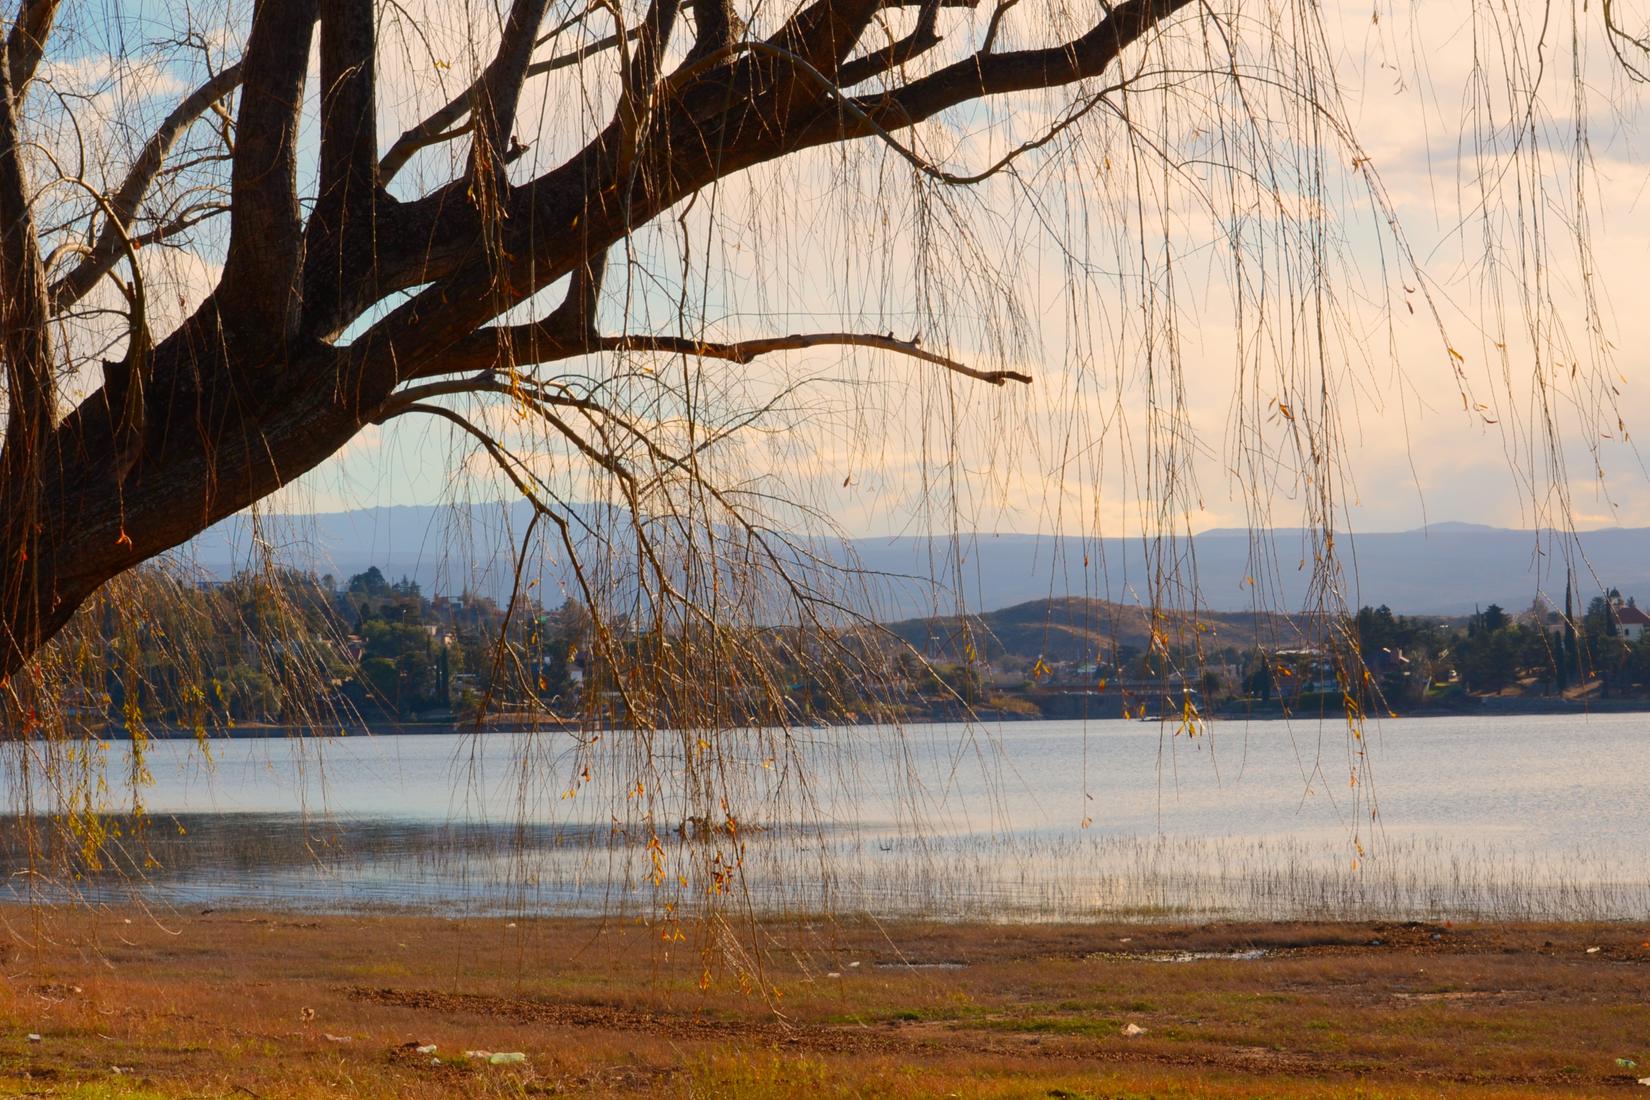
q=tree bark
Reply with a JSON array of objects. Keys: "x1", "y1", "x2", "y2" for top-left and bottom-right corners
[{"x1": 0, "y1": 0, "x2": 1192, "y2": 683}]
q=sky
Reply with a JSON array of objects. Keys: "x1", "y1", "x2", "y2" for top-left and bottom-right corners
[{"x1": 36, "y1": 1, "x2": 1650, "y2": 545}]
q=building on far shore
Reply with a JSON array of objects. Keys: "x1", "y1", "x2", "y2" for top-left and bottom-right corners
[{"x1": 1614, "y1": 599, "x2": 1650, "y2": 642}]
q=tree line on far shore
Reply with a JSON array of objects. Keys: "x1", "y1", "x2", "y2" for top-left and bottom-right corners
[
  {"x1": 1345, "y1": 592, "x2": 1650, "y2": 710},
  {"x1": 69, "y1": 565, "x2": 1650, "y2": 732},
  {"x1": 82, "y1": 566, "x2": 590, "y2": 730}
]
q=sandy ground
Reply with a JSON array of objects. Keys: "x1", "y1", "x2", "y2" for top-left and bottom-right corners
[{"x1": 3, "y1": 909, "x2": 1650, "y2": 1097}]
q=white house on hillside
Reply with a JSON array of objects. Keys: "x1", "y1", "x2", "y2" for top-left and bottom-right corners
[{"x1": 1615, "y1": 600, "x2": 1650, "y2": 642}]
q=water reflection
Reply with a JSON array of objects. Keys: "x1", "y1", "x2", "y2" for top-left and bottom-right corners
[{"x1": 3, "y1": 714, "x2": 1648, "y2": 922}]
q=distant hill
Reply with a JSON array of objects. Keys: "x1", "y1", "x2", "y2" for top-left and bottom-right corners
[
  {"x1": 185, "y1": 503, "x2": 554, "y2": 601},
  {"x1": 181, "y1": 503, "x2": 1650, "y2": 617},
  {"x1": 881, "y1": 596, "x2": 1308, "y2": 666}
]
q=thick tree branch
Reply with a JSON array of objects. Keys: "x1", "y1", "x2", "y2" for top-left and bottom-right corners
[
  {"x1": 304, "y1": 0, "x2": 382, "y2": 338},
  {"x1": 335, "y1": 0, "x2": 1187, "y2": 445},
  {"x1": 684, "y1": 0, "x2": 739, "y2": 61},
  {"x1": 612, "y1": 0, "x2": 680, "y2": 180},
  {"x1": 0, "y1": 45, "x2": 54, "y2": 682},
  {"x1": 772, "y1": 0, "x2": 877, "y2": 75},
  {"x1": 470, "y1": 0, "x2": 553, "y2": 182},
  {"x1": 5, "y1": 0, "x2": 59, "y2": 99},
  {"x1": 0, "y1": 0, "x2": 1187, "y2": 683},
  {"x1": 378, "y1": 31, "x2": 639, "y2": 183},
  {"x1": 980, "y1": 0, "x2": 1019, "y2": 54},
  {"x1": 0, "y1": 52, "x2": 53, "y2": 462},
  {"x1": 216, "y1": 0, "x2": 318, "y2": 343},
  {"x1": 48, "y1": 61, "x2": 244, "y2": 312},
  {"x1": 98, "y1": 224, "x2": 152, "y2": 482},
  {"x1": 755, "y1": 0, "x2": 978, "y2": 95},
  {"x1": 845, "y1": 0, "x2": 1196, "y2": 132},
  {"x1": 544, "y1": 248, "x2": 607, "y2": 341},
  {"x1": 836, "y1": 0, "x2": 948, "y2": 87}
]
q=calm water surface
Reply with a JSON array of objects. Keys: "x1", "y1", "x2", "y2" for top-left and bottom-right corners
[{"x1": 5, "y1": 713, "x2": 1646, "y2": 921}]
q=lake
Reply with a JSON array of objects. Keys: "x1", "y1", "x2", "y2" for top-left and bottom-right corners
[{"x1": 4, "y1": 712, "x2": 1646, "y2": 922}]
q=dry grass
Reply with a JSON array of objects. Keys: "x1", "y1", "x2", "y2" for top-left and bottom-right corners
[{"x1": 2, "y1": 909, "x2": 1648, "y2": 1097}]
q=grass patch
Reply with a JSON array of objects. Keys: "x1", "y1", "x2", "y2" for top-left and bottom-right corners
[{"x1": 983, "y1": 1014, "x2": 1123, "y2": 1039}]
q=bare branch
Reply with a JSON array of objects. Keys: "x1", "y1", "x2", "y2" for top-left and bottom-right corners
[
  {"x1": 429, "y1": 323, "x2": 1032, "y2": 387},
  {"x1": 469, "y1": 0, "x2": 553, "y2": 181},
  {"x1": 378, "y1": 31, "x2": 637, "y2": 182},
  {"x1": 48, "y1": 62, "x2": 244, "y2": 312},
  {"x1": 524, "y1": 31, "x2": 639, "y2": 79},
  {"x1": 378, "y1": 399, "x2": 599, "y2": 511},
  {"x1": 601, "y1": 331, "x2": 1032, "y2": 386},
  {"x1": 1602, "y1": 0, "x2": 1650, "y2": 82},
  {"x1": 836, "y1": 0, "x2": 947, "y2": 88},
  {"x1": 980, "y1": 0, "x2": 1019, "y2": 55},
  {"x1": 33, "y1": 167, "x2": 156, "y2": 479},
  {"x1": 129, "y1": 201, "x2": 231, "y2": 250},
  {"x1": 845, "y1": 0, "x2": 1195, "y2": 133},
  {"x1": 379, "y1": 372, "x2": 605, "y2": 420}
]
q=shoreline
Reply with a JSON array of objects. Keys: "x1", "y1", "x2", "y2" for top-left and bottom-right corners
[
  {"x1": 74, "y1": 693, "x2": 1650, "y2": 739},
  {"x1": 4, "y1": 907, "x2": 1648, "y2": 1097}
]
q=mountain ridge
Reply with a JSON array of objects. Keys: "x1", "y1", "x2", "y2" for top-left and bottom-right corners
[{"x1": 181, "y1": 504, "x2": 1650, "y2": 617}]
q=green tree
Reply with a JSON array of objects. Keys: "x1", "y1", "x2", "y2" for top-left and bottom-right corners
[
  {"x1": 347, "y1": 567, "x2": 390, "y2": 598},
  {"x1": 1456, "y1": 627, "x2": 1517, "y2": 693},
  {"x1": 1242, "y1": 654, "x2": 1274, "y2": 703}
]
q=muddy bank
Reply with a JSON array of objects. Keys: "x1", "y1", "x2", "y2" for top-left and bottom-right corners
[{"x1": 3, "y1": 909, "x2": 1648, "y2": 1097}]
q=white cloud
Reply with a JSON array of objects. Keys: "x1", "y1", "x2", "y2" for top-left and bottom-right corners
[{"x1": 246, "y1": 0, "x2": 1650, "y2": 555}]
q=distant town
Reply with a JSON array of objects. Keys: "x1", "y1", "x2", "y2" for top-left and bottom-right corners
[{"x1": 68, "y1": 565, "x2": 1650, "y2": 735}]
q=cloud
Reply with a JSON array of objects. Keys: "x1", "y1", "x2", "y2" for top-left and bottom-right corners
[{"x1": 259, "y1": 0, "x2": 1650, "y2": 559}]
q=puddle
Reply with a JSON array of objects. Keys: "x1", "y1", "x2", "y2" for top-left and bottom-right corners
[
  {"x1": 1154, "y1": 949, "x2": 1270, "y2": 963},
  {"x1": 1088, "y1": 949, "x2": 1271, "y2": 963}
]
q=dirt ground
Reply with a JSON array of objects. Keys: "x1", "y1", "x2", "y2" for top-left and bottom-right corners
[{"x1": 3, "y1": 908, "x2": 1649, "y2": 1098}]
